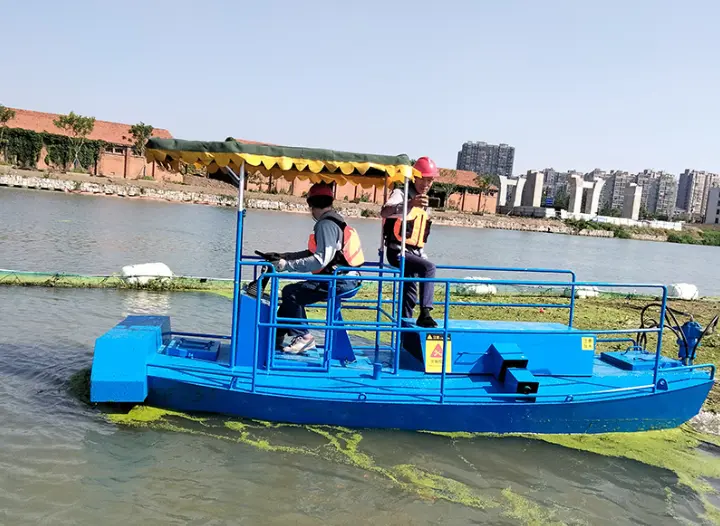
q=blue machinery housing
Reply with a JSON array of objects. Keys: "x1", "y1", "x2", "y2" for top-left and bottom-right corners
[{"x1": 90, "y1": 161, "x2": 715, "y2": 434}]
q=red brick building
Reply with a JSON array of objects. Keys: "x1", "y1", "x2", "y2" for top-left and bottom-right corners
[{"x1": 4, "y1": 108, "x2": 180, "y2": 182}]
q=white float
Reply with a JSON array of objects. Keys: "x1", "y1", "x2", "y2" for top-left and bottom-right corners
[
  {"x1": 454, "y1": 277, "x2": 498, "y2": 296},
  {"x1": 668, "y1": 283, "x2": 699, "y2": 301},
  {"x1": 121, "y1": 262, "x2": 174, "y2": 285},
  {"x1": 562, "y1": 285, "x2": 600, "y2": 298}
]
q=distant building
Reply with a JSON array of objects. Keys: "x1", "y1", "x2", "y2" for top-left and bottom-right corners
[
  {"x1": 585, "y1": 168, "x2": 606, "y2": 183},
  {"x1": 599, "y1": 170, "x2": 632, "y2": 211},
  {"x1": 540, "y1": 168, "x2": 569, "y2": 198},
  {"x1": 635, "y1": 170, "x2": 677, "y2": 217},
  {"x1": 677, "y1": 169, "x2": 720, "y2": 218},
  {"x1": 456, "y1": 141, "x2": 515, "y2": 178},
  {"x1": 705, "y1": 187, "x2": 720, "y2": 225},
  {"x1": 654, "y1": 172, "x2": 678, "y2": 217},
  {"x1": 3, "y1": 108, "x2": 176, "y2": 181}
]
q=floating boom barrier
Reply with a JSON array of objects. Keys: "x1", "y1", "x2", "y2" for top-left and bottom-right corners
[
  {"x1": 0, "y1": 268, "x2": 235, "y2": 292},
  {"x1": 0, "y1": 267, "x2": 700, "y2": 301}
]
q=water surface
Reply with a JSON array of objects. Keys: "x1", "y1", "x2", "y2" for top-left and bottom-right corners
[
  {"x1": 0, "y1": 287, "x2": 710, "y2": 525},
  {"x1": 0, "y1": 187, "x2": 718, "y2": 524},
  {"x1": 1, "y1": 187, "x2": 718, "y2": 294}
]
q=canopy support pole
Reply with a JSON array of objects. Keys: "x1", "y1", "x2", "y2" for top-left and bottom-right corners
[
  {"x1": 229, "y1": 162, "x2": 246, "y2": 369},
  {"x1": 374, "y1": 176, "x2": 390, "y2": 364},
  {"x1": 393, "y1": 176, "x2": 410, "y2": 374}
]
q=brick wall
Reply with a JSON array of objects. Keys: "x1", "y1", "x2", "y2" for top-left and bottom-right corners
[{"x1": 97, "y1": 148, "x2": 181, "y2": 182}]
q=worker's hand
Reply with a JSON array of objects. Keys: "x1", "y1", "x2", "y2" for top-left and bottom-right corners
[
  {"x1": 272, "y1": 259, "x2": 287, "y2": 272},
  {"x1": 409, "y1": 194, "x2": 429, "y2": 208}
]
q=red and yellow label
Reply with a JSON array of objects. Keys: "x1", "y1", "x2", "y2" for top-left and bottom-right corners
[{"x1": 424, "y1": 334, "x2": 452, "y2": 373}]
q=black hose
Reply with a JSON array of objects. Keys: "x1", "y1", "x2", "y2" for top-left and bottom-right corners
[
  {"x1": 691, "y1": 314, "x2": 719, "y2": 360},
  {"x1": 636, "y1": 302, "x2": 719, "y2": 361},
  {"x1": 636, "y1": 302, "x2": 690, "y2": 353}
]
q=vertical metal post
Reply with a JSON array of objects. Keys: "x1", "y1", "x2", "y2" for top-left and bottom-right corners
[
  {"x1": 230, "y1": 162, "x2": 246, "y2": 369},
  {"x1": 374, "y1": 176, "x2": 389, "y2": 363},
  {"x1": 268, "y1": 274, "x2": 280, "y2": 371},
  {"x1": 325, "y1": 275, "x2": 337, "y2": 372},
  {"x1": 251, "y1": 272, "x2": 262, "y2": 393},
  {"x1": 568, "y1": 271, "x2": 577, "y2": 327},
  {"x1": 393, "y1": 176, "x2": 410, "y2": 375},
  {"x1": 652, "y1": 286, "x2": 668, "y2": 390},
  {"x1": 440, "y1": 284, "x2": 450, "y2": 403}
]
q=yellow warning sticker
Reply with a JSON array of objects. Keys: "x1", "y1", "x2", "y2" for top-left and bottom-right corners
[
  {"x1": 581, "y1": 337, "x2": 595, "y2": 351},
  {"x1": 424, "y1": 334, "x2": 452, "y2": 373}
]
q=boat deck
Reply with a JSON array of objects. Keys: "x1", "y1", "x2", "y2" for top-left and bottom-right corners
[{"x1": 147, "y1": 334, "x2": 711, "y2": 405}]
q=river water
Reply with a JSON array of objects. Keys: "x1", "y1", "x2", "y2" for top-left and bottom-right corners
[
  {"x1": 0, "y1": 187, "x2": 718, "y2": 525},
  {"x1": 1, "y1": 187, "x2": 719, "y2": 294}
]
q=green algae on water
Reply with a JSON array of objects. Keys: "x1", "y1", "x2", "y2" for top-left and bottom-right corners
[
  {"x1": 533, "y1": 426, "x2": 720, "y2": 496},
  {"x1": 500, "y1": 488, "x2": 569, "y2": 526},
  {"x1": 106, "y1": 405, "x2": 207, "y2": 425},
  {"x1": 107, "y1": 407, "x2": 504, "y2": 512},
  {"x1": 102, "y1": 406, "x2": 584, "y2": 523}
]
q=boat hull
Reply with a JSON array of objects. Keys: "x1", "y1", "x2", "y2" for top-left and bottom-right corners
[{"x1": 145, "y1": 375, "x2": 712, "y2": 434}]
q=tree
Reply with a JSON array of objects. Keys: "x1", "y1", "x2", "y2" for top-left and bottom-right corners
[
  {"x1": 553, "y1": 187, "x2": 570, "y2": 210},
  {"x1": 127, "y1": 122, "x2": 154, "y2": 177},
  {"x1": 0, "y1": 105, "x2": 16, "y2": 160},
  {"x1": 474, "y1": 174, "x2": 494, "y2": 212},
  {"x1": 53, "y1": 111, "x2": 95, "y2": 170},
  {"x1": 434, "y1": 169, "x2": 459, "y2": 208},
  {"x1": 598, "y1": 204, "x2": 621, "y2": 217}
]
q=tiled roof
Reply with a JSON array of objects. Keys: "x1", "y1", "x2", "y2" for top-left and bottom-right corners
[
  {"x1": 5, "y1": 108, "x2": 173, "y2": 145},
  {"x1": 437, "y1": 168, "x2": 498, "y2": 190}
]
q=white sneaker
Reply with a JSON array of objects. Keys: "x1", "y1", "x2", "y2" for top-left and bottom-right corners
[{"x1": 282, "y1": 335, "x2": 316, "y2": 354}]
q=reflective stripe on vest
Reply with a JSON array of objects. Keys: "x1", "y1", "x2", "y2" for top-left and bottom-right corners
[
  {"x1": 389, "y1": 207, "x2": 430, "y2": 248},
  {"x1": 307, "y1": 217, "x2": 365, "y2": 274}
]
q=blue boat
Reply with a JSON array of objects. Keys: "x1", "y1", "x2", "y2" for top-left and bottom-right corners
[{"x1": 90, "y1": 138, "x2": 717, "y2": 434}]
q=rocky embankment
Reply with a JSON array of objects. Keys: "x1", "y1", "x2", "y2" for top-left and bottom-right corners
[{"x1": 0, "y1": 168, "x2": 662, "y2": 240}]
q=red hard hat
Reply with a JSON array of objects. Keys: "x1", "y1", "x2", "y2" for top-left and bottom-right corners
[
  {"x1": 414, "y1": 156, "x2": 439, "y2": 178},
  {"x1": 307, "y1": 183, "x2": 334, "y2": 199}
]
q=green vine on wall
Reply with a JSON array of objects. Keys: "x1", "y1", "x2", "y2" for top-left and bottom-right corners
[
  {"x1": 2, "y1": 128, "x2": 105, "y2": 171},
  {"x1": 4, "y1": 129, "x2": 43, "y2": 168}
]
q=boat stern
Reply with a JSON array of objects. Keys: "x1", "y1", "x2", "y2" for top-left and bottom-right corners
[{"x1": 90, "y1": 315, "x2": 171, "y2": 403}]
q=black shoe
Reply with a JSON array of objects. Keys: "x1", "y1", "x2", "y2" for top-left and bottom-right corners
[{"x1": 416, "y1": 308, "x2": 438, "y2": 328}]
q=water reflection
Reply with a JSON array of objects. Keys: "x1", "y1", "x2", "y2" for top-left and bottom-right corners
[{"x1": 122, "y1": 290, "x2": 172, "y2": 316}]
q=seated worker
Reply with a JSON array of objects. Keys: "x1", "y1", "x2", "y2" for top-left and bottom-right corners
[
  {"x1": 380, "y1": 157, "x2": 438, "y2": 328},
  {"x1": 265, "y1": 182, "x2": 364, "y2": 354}
]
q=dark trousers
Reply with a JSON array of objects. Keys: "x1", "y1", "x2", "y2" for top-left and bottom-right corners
[
  {"x1": 387, "y1": 248, "x2": 436, "y2": 319},
  {"x1": 277, "y1": 278, "x2": 358, "y2": 338}
]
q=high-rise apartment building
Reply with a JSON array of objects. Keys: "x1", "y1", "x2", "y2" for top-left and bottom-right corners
[
  {"x1": 636, "y1": 170, "x2": 677, "y2": 217},
  {"x1": 456, "y1": 141, "x2": 515, "y2": 178},
  {"x1": 598, "y1": 171, "x2": 632, "y2": 211},
  {"x1": 654, "y1": 172, "x2": 678, "y2": 217},
  {"x1": 705, "y1": 188, "x2": 720, "y2": 225},
  {"x1": 677, "y1": 170, "x2": 720, "y2": 217}
]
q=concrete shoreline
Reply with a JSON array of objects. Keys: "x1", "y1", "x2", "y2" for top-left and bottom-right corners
[{"x1": 0, "y1": 168, "x2": 666, "y2": 241}]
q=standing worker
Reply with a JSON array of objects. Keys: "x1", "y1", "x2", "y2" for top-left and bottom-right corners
[{"x1": 381, "y1": 157, "x2": 438, "y2": 328}]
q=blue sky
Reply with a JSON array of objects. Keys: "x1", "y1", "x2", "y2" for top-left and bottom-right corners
[{"x1": 2, "y1": 0, "x2": 718, "y2": 174}]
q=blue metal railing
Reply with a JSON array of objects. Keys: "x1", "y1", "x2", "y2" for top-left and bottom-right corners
[{"x1": 220, "y1": 255, "x2": 711, "y2": 401}]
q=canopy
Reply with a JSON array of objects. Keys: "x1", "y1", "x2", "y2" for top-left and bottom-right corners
[{"x1": 145, "y1": 138, "x2": 418, "y2": 187}]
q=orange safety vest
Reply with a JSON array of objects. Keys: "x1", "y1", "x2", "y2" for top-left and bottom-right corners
[
  {"x1": 383, "y1": 207, "x2": 431, "y2": 249},
  {"x1": 307, "y1": 215, "x2": 365, "y2": 274}
]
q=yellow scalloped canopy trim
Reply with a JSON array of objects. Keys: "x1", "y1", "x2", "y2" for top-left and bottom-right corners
[{"x1": 146, "y1": 149, "x2": 417, "y2": 186}]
